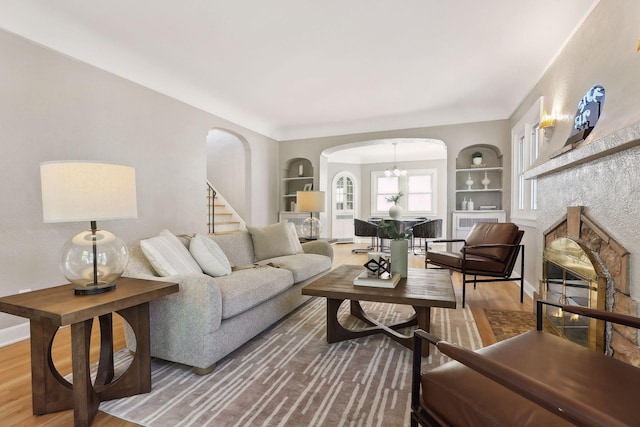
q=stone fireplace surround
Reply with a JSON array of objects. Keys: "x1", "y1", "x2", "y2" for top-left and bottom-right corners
[
  {"x1": 544, "y1": 206, "x2": 633, "y2": 362},
  {"x1": 525, "y1": 122, "x2": 640, "y2": 366}
]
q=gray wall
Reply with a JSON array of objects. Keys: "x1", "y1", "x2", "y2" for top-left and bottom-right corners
[
  {"x1": 0, "y1": 30, "x2": 279, "y2": 334},
  {"x1": 509, "y1": 0, "x2": 640, "y2": 299},
  {"x1": 280, "y1": 120, "x2": 511, "y2": 239}
]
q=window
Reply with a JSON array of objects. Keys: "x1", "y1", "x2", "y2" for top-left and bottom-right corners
[
  {"x1": 511, "y1": 97, "x2": 542, "y2": 223},
  {"x1": 372, "y1": 169, "x2": 436, "y2": 215}
]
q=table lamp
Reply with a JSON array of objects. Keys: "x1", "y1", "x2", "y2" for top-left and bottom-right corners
[
  {"x1": 40, "y1": 161, "x2": 138, "y2": 295},
  {"x1": 297, "y1": 191, "x2": 325, "y2": 240}
]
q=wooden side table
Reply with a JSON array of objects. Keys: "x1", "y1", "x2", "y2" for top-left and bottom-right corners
[{"x1": 0, "y1": 277, "x2": 178, "y2": 427}]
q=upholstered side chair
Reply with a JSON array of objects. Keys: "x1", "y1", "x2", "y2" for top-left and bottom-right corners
[{"x1": 425, "y1": 222, "x2": 524, "y2": 307}]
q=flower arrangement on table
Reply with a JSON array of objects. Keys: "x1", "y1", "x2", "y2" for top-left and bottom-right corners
[
  {"x1": 385, "y1": 192, "x2": 403, "y2": 205},
  {"x1": 378, "y1": 219, "x2": 412, "y2": 240}
]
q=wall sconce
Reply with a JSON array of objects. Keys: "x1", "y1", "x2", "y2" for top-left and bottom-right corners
[{"x1": 540, "y1": 110, "x2": 556, "y2": 143}]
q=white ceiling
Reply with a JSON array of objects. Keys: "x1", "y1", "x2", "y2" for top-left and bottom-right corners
[
  {"x1": 326, "y1": 138, "x2": 447, "y2": 164},
  {"x1": 0, "y1": 0, "x2": 598, "y2": 141}
]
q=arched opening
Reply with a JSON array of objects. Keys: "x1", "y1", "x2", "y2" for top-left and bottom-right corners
[
  {"x1": 320, "y1": 138, "x2": 447, "y2": 239},
  {"x1": 206, "y1": 128, "x2": 251, "y2": 222}
]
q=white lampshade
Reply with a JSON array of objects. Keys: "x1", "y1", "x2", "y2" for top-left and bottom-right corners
[
  {"x1": 40, "y1": 161, "x2": 138, "y2": 295},
  {"x1": 296, "y1": 191, "x2": 325, "y2": 213},
  {"x1": 41, "y1": 161, "x2": 137, "y2": 222},
  {"x1": 296, "y1": 191, "x2": 325, "y2": 240}
]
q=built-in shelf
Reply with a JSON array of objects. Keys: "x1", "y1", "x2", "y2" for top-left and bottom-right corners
[
  {"x1": 282, "y1": 177, "x2": 314, "y2": 182},
  {"x1": 455, "y1": 146, "x2": 503, "y2": 210},
  {"x1": 281, "y1": 158, "x2": 314, "y2": 211},
  {"x1": 456, "y1": 166, "x2": 503, "y2": 173},
  {"x1": 455, "y1": 189, "x2": 503, "y2": 193}
]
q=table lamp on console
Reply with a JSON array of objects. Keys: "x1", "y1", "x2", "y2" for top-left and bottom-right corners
[
  {"x1": 296, "y1": 190, "x2": 325, "y2": 240},
  {"x1": 40, "y1": 161, "x2": 138, "y2": 295}
]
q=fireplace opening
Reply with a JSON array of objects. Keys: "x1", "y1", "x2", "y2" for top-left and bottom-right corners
[
  {"x1": 540, "y1": 206, "x2": 635, "y2": 362},
  {"x1": 542, "y1": 237, "x2": 606, "y2": 351}
]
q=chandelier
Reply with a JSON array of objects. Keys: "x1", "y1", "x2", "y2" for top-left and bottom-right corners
[{"x1": 384, "y1": 142, "x2": 407, "y2": 177}]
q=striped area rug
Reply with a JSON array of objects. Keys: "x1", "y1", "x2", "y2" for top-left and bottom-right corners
[{"x1": 101, "y1": 296, "x2": 481, "y2": 426}]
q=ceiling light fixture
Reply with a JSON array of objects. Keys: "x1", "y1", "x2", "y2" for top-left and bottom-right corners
[{"x1": 384, "y1": 142, "x2": 407, "y2": 177}]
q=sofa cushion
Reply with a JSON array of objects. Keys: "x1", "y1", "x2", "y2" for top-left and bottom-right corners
[
  {"x1": 189, "y1": 234, "x2": 232, "y2": 277},
  {"x1": 287, "y1": 222, "x2": 305, "y2": 254},
  {"x1": 209, "y1": 231, "x2": 255, "y2": 266},
  {"x1": 247, "y1": 222, "x2": 298, "y2": 261},
  {"x1": 260, "y1": 253, "x2": 332, "y2": 283},
  {"x1": 426, "y1": 250, "x2": 507, "y2": 274},
  {"x1": 215, "y1": 266, "x2": 295, "y2": 319},
  {"x1": 140, "y1": 229, "x2": 202, "y2": 276},
  {"x1": 464, "y1": 222, "x2": 519, "y2": 261}
]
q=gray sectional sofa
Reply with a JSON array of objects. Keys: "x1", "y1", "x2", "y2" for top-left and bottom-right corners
[{"x1": 122, "y1": 226, "x2": 333, "y2": 374}]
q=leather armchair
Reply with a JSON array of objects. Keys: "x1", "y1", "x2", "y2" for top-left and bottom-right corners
[
  {"x1": 425, "y1": 222, "x2": 524, "y2": 307},
  {"x1": 411, "y1": 300, "x2": 640, "y2": 427}
]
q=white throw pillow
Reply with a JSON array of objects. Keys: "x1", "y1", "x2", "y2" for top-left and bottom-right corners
[
  {"x1": 287, "y1": 222, "x2": 305, "y2": 254},
  {"x1": 247, "y1": 222, "x2": 297, "y2": 261},
  {"x1": 140, "y1": 229, "x2": 202, "y2": 277},
  {"x1": 189, "y1": 234, "x2": 232, "y2": 277}
]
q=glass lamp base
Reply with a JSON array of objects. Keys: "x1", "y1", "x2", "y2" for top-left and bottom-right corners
[
  {"x1": 74, "y1": 281, "x2": 117, "y2": 295},
  {"x1": 301, "y1": 217, "x2": 322, "y2": 240},
  {"x1": 60, "y1": 226, "x2": 128, "y2": 295}
]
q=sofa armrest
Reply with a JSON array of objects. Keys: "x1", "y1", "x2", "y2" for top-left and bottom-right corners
[
  {"x1": 122, "y1": 273, "x2": 223, "y2": 350},
  {"x1": 301, "y1": 240, "x2": 334, "y2": 261},
  {"x1": 412, "y1": 330, "x2": 627, "y2": 427}
]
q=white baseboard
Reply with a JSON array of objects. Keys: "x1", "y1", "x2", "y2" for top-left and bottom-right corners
[
  {"x1": 522, "y1": 278, "x2": 536, "y2": 300},
  {"x1": 0, "y1": 322, "x2": 30, "y2": 348}
]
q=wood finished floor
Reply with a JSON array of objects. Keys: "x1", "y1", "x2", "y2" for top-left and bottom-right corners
[{"x1": 0, "y1": 242, "x2": 532, "y2": 426}]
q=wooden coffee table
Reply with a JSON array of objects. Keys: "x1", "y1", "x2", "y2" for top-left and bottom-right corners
[
  {"x1": 0, "y1": 277, "x2": 178, "y2": 427},
  {"x1": 302, "y1": 264, "x2": 456, "y2": 356}
]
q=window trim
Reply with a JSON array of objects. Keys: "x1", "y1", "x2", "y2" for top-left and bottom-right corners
[
  {"x1": 371, "y1": 168, "x2": 437, "y2": 216},
  {"x1": 511, "y1": 97, "x2": 542, "y2": 226}
]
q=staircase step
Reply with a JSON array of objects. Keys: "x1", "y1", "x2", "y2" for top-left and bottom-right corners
[{"x1": 211, "y1": 221, "x2": 241, "y2": 233}]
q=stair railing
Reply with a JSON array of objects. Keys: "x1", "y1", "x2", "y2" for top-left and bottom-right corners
[{"x1": 207, "y1": 182, "x2": 217, "y2": 234}]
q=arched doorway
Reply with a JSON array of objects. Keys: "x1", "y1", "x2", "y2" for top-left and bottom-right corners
[
  {"x1": 320, "y1": 138, "x2": 447, "y2": 239},
  {"x1": 206, "y1": 128, "x2": 251, "y2": 221}
]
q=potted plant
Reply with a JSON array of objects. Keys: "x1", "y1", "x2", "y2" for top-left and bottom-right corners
[
  {"x1": 471, "y1": 151, "x2": 483, "y2": 165},
  {"x1": 379, "y1": 220, "x2": 411, "y2": 278},
  {"x1": 385, "y1": 192, "x2": 404, "y2": 219}
]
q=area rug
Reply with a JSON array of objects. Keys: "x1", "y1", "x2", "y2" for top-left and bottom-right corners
[
  {"x1": 484, "y1": 309, "x2": 536, "y2": 342},
  {"x1": 102, "y1": 297, "x2": 481, "y2": 426}
]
